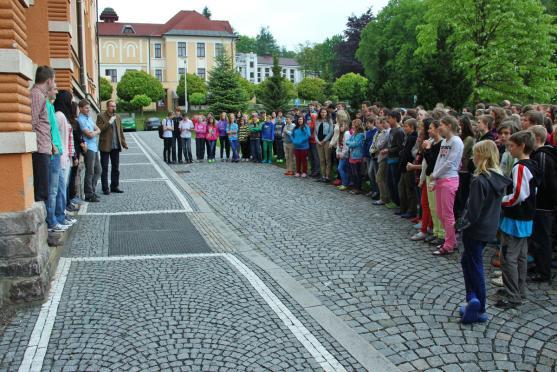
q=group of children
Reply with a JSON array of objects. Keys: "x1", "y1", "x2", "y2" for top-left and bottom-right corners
[{"x1": 161, "y1": 100, "x2": 557, "y2": 325}]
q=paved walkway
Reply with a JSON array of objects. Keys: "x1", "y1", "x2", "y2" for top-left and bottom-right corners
[{"x1": 1, "y1": 131, "x2": 556, "y2": 371}]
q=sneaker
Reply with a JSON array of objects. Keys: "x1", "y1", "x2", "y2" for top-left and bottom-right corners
[
  {"x1": 71, "y1": 197, "x2": 84, "y2": 205},
  {"x1": 65, "y1": 217, "x2": 77, "y2": 225},
  {"x1": 461, "y1": 297, "x2": 481, "y2": 324},
  {"x1": 332, "y1": 179, "x2": 342, "y2": 186},
  {"x1": 48, "y1": 224, "x2": 68, "y2": 232},
  {"x1": 295, "y1": 173, "x2": 300, "y2": 178},
  {"x1": 490, "y1": 276, "x2": 504, "y2": 287},
  {"x1": 337, "y1": 185, "x2": 348, "y2": 191},
  {"x1": 413, "y1": 222, "x2": 422, "y2": 230},
  {"x1": 432, "y1": 248, "x2": 454, "y2": 256},
  {"x1": 301, "y1": 173, "x2": 307, "y2": 178},
  {"x1": 385, "y1": 202, "x2": 398, "y2": 209},
  {"x1": 411, "y1": 232, "x2": 426, "y2": 241},
  {"x1": 62, "y1": 220, "x2": 74, "y2": 227},
  {"x1": 85, "y1": 196, "x2": 100, "y2": 203},
  {"x1": 429, "y1": 238, "x2": 445, "y2": 246},
  {"x1": 490, "y1": 270, "x2": 502, "y2": 278},
  {"x1": 424, "y1": 235, "x2": 437, "y2": 243},
  {"x1": 372, "y1": 200, "x2": 385, "y2": 206}
]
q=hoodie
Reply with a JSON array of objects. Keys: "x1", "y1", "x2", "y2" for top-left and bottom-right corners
[
  {"x1": 399, "y1": 131, "x2": 417, "y2": 173},
  {"x1": 217, "y1": 119, "x2": 228, "y2": 137},
  {"x1": 261, "y1": 121, "x2": 275, "y2": 141},
  {"x1": 462, "y1": 171, "x2": 511, "y2": 242},
  {"x1": 290, "y1": 125, "x2": 311, "y2": 150}
]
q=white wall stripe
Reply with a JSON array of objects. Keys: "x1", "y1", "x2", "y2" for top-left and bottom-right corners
[
  {"x1": 131, "y1": 133, "x2": 192, "y2": 212},
  {"x1": 19, "y1": 258, "x2": 72, "y2": 372}
]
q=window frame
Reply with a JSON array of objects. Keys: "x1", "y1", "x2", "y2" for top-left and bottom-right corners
[
  {"x1": 177, "y1": 42, "x2": 187, "y2": 58},
  {"x1": 197, "y1": 42, "x2": 205, "y2": 58},
  {"x1": 154, "y1": 43, "x2": 162, "y2": 59}
]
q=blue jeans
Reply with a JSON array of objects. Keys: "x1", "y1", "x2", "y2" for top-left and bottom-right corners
[
  {"x1": 47, "y1": 154, "x2": 61, "y2": 228},
  {"x1": 207, "y1": 140, "x2": 216, "y2": 160},
  {"x1": 55, "y1": 166, "x2": 70, "y2": 225},
  {"x1": 387, "y1": 160, "x2": 401, "y2": 206},
  {"x1": 230, "y1": 140, "x2": 239, "y2": 161},
  {"x1": 250, "y1": 138, "x2": 261, "y2": 162},
  {"x1": 461, "y1": 232, "x2": 487, "y2": 313},
  {"x1": 338, "y1": 159, "x2": 349, "y2": 186}
]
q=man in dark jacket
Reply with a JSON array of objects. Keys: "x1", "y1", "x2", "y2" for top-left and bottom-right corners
[
  {"x1": 529, "y1": 125, "x2": 557, "y2": 283},
  {"x1": 386, "y1": 110, "x2": 404, "y2": 208},
  {"x1": 398, "y1": 118, "x2": 418, "y2": 218}
]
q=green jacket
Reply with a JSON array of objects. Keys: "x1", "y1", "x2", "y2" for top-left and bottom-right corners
[
  {"x1": 46, "y1": 101, "x2": 63, "y2": 155},
  {"x1": 249, "y1": 121, "x2": 262, "y2": 139}
]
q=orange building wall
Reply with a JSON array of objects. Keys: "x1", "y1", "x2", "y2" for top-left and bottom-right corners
[
  {"x1": 0, "y1": 154, "x2": 34, "y2": 212},
  {"x1": 26, "y1": 0, "x2": 50, "y2": 65}
]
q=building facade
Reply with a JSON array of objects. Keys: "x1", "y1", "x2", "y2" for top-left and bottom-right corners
[
  {"x1": 98, "y1": 9, "x2": 236, "y2": 111},
  {"x1": 236, "y1": 53, "x2": 304, "y2": 84},
  {"x1": 0, "y1": 0, "x2": 100, "y2": 305}
]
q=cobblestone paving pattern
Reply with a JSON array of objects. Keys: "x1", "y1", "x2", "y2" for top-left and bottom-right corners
[
  {"x1": 85, "y1": 180, "x2": 182, "y2": 214},
  {"x1": 117, "y1": 163, "x2": 161, "y2": 180},
  {"x1": 117, "y1": 153, "x2": 149, "y2": 164},
  {"x1": 0, "y1": 306, "x2": 41, "y2": 371},
  {"x1": 42, "y1": 257, "x2": 324, "y2": 371},
  {"x1": 138, "y1": 132, "x2": 557, "y2": 371},
  {"x1": 62, "y1": 215, "x2": 109, "y2": 257}
]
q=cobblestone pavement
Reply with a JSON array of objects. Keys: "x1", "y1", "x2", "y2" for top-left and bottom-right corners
[
  {"x1": 0, "y1": 133, "x2": 379, "y2": 371},
  {"x1": 138, "y1": 132, "x2": 557, "y2": 372}
]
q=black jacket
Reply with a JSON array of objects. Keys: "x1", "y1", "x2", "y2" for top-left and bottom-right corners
[
  {"x1": 463, "y1": 171, "x2": 511, "y2": 242},
  {"x1": 387, "y1": 126, "x2": 405, "y2": 159},
  {"x1": 399, "y1": 131, "x2": 417, "y2": 173},
  {"x1": 531, "y1": 146, "x2": 557, "y2": 210},
  {"x1": 479, "y1": 131, "x2": 495, "y2": 142},
  {"x1": 424, "y1": 140, "x2": 442, "y2": 176}
]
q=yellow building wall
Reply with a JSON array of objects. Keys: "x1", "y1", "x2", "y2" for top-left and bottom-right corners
[{"x1": 165, "y1": 41, "x2": 177, "y2": 84}]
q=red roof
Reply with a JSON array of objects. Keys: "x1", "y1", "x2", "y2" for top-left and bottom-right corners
[{"x1": 98, "y1": 10, "x2": 234, "y2": 37}]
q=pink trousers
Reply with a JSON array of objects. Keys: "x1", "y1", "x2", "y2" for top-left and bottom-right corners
[{"x1": 434, "y1": 177, "x2": 459, "y2": 250}]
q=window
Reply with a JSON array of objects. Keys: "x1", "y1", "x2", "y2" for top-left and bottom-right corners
[
  {"x1": 155, "y1": 69, "x2": 163, "y2": 82},
  {"x1": 105, "y1": 69, "x2": 117, "y2": 83},
  {"x1": 178, "y1": 42, "x2": 187, "y2": 57},
  {"x1": 122, "y1": 25, "x2": 135, "y2": 34},
  {"x1": 154, "y1": 43, "x2": 161, "y2": 58},
  {"x1": 215, "y1": 43, "x2": 224, "y2": 57},
  {"x1": 249, "y1": 61, "x2": 254, "y2": 68},
  {"x1": 178, "y1": 68, "x2": 185, "y2": 77},
  {"x1": 197, "y1": 68, "x2": 206, "y2": 80},
  {"x1": 249, "y1": 72, "x2": 254, "y2": 79},
  {"x1": 265, "y1": 67, "x2": 270, "y2": 78},
  {"x1": 197, "y1": 43, "x2": 205, "y2": 57},
  {"x1": 290, "y1": 70, "x2": 295, "y2": 81}
]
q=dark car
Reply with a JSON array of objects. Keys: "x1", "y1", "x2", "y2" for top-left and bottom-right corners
[{"x1": 144, "y1": 117, "x2": 162, "y2": 131}]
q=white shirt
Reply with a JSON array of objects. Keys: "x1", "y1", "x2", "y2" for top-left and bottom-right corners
[
  {"x1": 179, "y1": 119, "x2": 194, "y2": 138},
  {"x1": 163, "y1": 118, "x2": 174, "y2": 138}
]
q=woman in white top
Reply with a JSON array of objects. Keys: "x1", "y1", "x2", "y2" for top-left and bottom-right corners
[
  {"x1": 179, "y1": 114, "x2": 194, "y2": 163},
  {"x1": 162, "y1": 112, "x2": 174, "y2": 164}
]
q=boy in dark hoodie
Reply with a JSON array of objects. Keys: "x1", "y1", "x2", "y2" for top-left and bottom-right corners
[
  {"x1": 459, "y1": 140, "x2": 511, "y2": 324},
  {"x1": 497, "y1": 131, "x2": 540, "y2": 309},
  {"x1": 398, "y1": 118, "x2": 418, "y2": 218},
  {"x1": 528, "y1": 125, "x2": 557, "y2": 283}
]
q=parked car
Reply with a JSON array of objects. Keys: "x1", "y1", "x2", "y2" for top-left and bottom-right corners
[
  {"x1": 144, "y1": 117, "x2": 162, "y2": 131},
  {"x1": 120, "y1": 113, "x2": 136, "y2": 131}
]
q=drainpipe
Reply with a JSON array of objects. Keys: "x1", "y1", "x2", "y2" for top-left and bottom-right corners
[
  {"x1": 96, "y1": 0, "x2": 101, "y2": 108},
  {"x1": 77, "y1": 0, "x2": 87, "y2": 94}
]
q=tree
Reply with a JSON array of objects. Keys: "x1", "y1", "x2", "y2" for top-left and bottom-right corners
[
  {"x1": 207, "y1": 54, "x2": 249, "y2": 113},
  {"x1": 99, "y1": 77, "x2": 113, "y2": 101},
  {"x1": 334, "y1": 8, "x2": 374, "y2": 78},
  {"x1": 332, "y1": 73, "x2": 368, "y2": 105},
  {"x1": 202, "y1": 6, "x2": 211, "y2": 19},
  {"x1": 256, "y1": 55, "x2": 291, "y2": 112},
  {"x1": 417, "y1": 0, "x2": 557, "y2": 103},
  {"x1": 117, "y1": 70, "x2": 164, "y2": 103},
  {"x1": 177, "y1": 73, "x2": 207, "y2": 105},
  {"x1": 236, "y1": 35, "x2": 257, "y2": 53},
  {"x1": 255, "y1": 27, "x2": 280, "y2": 55},
  {"x1": 297, "y1": 35, "x2": 342, "y2": 81},
  {"x1": 130, "y1": 94, "x2": 151, "y2": 114},
  {"x1": 238, "y1": 77, "x2": 256, "y2": 100},
  {"x1": 297, "y1": 77, "x2": 327, "y2": 102},
  {"x1": 189, "y1": 92, "x2": 207, "y2": 107},
  {"x1": 542, "y1": 0, "x2": 557, "y2": 16}
]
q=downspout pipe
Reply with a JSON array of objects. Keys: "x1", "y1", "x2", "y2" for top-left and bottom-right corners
[{"x1": 77, "y1": 0, "x2": 87, "y2": 92}]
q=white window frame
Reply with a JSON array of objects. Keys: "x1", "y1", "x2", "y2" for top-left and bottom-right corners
[
  {"x1": 197, "y1": 42, "x2": 206, "y2": 58},
  {"x1": 177, "y1": 42, "x2": 187, "y2": 58}
]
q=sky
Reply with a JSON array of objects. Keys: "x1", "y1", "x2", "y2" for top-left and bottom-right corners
[{"x1": 97, "y1": 0, "x2": 390, "y2": 50}]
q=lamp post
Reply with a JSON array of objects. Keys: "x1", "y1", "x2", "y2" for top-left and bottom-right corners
[{"x1": 184, "y1": 58, "x2": 188, "y2": 113}]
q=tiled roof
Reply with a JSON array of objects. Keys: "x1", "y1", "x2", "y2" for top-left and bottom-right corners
[
  {"x1": 98, "y1": 10, "x2": 235, "y2": 37},
  {"x1": 257, "y1": 55, "x2": 300, "y2": 67}
]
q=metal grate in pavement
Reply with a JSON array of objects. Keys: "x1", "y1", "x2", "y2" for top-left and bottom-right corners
[{"x1": 108, "y1": 213, "x2": 212, "y2": 256}]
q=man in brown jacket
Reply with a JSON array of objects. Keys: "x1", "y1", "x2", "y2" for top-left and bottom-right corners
[{"x1": 96, "y1": 100, "x2": 128, "y2": 194}]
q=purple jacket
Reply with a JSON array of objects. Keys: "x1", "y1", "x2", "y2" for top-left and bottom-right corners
[{"x1": 217, "y1": 120, "x2": 228, "y2": 137}]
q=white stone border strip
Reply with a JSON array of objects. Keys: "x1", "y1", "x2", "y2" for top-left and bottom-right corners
[
  {"x1": 119, "y1": 178, "x2": 166, "y2": 183},
  {"x1": 132, "y1": 133, "x2": 192, "y2": 212},
  {"x1": 19, "y1": 257, "x2": 72, "y2": 372},
  {"x1": 83, "y1": 210, "x2": 186, "y2": 216},
  {"x1": 18, "y1": 253, "x2": 347, "y2": 372}
]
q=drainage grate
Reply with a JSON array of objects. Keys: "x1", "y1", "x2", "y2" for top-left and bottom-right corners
[
  {"x1": 108, "y1": 213, "x2": 212, "y2": 256},
  {"x1": 175, "y1": 170, "x2": 191, "y2": 174}
]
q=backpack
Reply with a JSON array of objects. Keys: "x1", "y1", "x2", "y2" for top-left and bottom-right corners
[{"x1": 158, "y1": 119, "x2": 165, "y2": 139}]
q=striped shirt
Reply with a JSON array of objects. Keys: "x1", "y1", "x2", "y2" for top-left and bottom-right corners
[{"x1": 30, "y1": 85, "x2": 52, "y2": 154}]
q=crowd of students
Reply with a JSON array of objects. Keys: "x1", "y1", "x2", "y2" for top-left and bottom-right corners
[
  {"x1": 163, "y1": 99, "x2": 557, "y2": 324},
  {"x1": 30, "y1": 66, "x2": 127, "y2": 233}
]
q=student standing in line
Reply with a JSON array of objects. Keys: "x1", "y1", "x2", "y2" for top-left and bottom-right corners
[
  {"x1": 274, "y1": 112, "x2": 286, "y2": 164},
  {"x1": 249, "y1": 114, "x2": 263, "y2": 163},
  {"x1": 386, "y1": 111, "x2": 405, "y2": 209},
  {"x1": 179, "y1": 114, "x2": 194, "y2": 164},
  {"x1": 290, "y1": 116, "x2": 311, "y2": 178},
  {"x1": 162, "y1": 112, "x2": 174, "y2": 164},
  {"x1": 78, "y1": 100, "x2": 101, "y2": 203},
  {"x1": 206, "y1": 117, "x2": 219, "y2": 163},
  {"x1": 217, "y1": 112, "x2": 230, "y2": 161},
  {"x1": 260, "y1": 116, "x2": 275, "y2": 164},
  {"x1": 315, "y1": 108, "x2": 334, "y2": 183},
  {"x1": 336, "y1": 121, "x2": 351, "y2": 191},
  {"x1": 282, "y1": 115, "x2": 296, "y2": 176},
  {"x1": 193, "y1": 117, "x2": 207, "y2": 162},
  {"x1": 346, "y1": 119, "x2": 365, "y2": 195},
  {"x1": 228, "y1": 115, "x2": 240, "y2": 163},
  {"x1": 172, "y1": 107, "x2": 182, "y2": 163},
  {"x1": 238, "y1": 116, "x2": 251, "y2": 162},
  {"x1": 373, "y1": 118, "x2": 391, "y2": 206},
  {"x1": 398, "y1": 118, "x2": 418, "y2": 218}
]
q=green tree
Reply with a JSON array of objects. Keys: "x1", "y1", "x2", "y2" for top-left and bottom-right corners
[
  {"x1": 202, "y1": 6, "x2": 211, "y2": 19},
  {"x1": 297, "y1": 77, "x2": 327, "y2": 102},
  {"x1": 417, "y1": 0, "x2": 557, "y2": 103},
  {"x1": 334, "y1": 8, "x2": 374, "y2": 77},
  {"x1": 332, "y1": 73, "x2": 368, "y2": 104},
  {"x1": 282, "y1": 79, "x2": 297, "y2": 100},
  {"x1": 236, "y1": 35, "x2": 257, "y2": 53},
  {"x1": 189, "y1": 92, "x2": 207, "y2": 106},
  {"x1": 297, "y1": 35, "x2": 342, "y2": 81},
  {"x1": 255, "y1": 26, "x2": 280, "y2": 55},
  {"x1": 177, "y1": 73, "x2": 207, "y2": 104},
  {"x1": 99, "y1": 77, "x2": 113, "y2": 101},
  {"x1": 256, "y1": 55, "x2": 291, "y2": 112},
  {"x1": 130, "y1": 94, "x2": 151, "y2": 114},
  {"x1": 238, "y1": 77, "x2": 256, "y2": 100},
  {"x1": 117, "y1": 70, "x2": 164, "y2": 103},
  {"x1": 207, "y1": 54, "x2": 249, "y2": 113},
  {"x1": 542, "y1": 0, "x2": 557, "y2": 16}
]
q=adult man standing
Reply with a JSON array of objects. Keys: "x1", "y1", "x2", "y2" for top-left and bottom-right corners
[
  {"x1": 30, "y1": 66, "x2": 56, "y2": 202},
  {"x1": 78, "y1": 100, "x2": 101, "y2": 203},
  {"x1": 172, "y1": 107, "x2": 183, "y2": 163},
  {"x1": 97, "y1": 100, "x2": 128, "y2": 195}
]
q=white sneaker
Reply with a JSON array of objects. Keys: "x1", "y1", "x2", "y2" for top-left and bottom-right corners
[
  {"x1": 491, "y1": 270, "x2": 502, "y2": 278},
  {"x1": 411, "y1": 232, "x2": 426, "y2": 241},
  {"x1": 491, "y1": 276, "x2": 504, "y2": 287},
  {"x1": 64, "y1": 218, "x2": 76, "y2": 226},
  {"x1": 48, "y1": 224, "x2": 68, "y2": 232}
]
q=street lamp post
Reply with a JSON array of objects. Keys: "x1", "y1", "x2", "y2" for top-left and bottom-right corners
[{"x1": 184, "y1": 59, "x2": 188, "y2": 113}]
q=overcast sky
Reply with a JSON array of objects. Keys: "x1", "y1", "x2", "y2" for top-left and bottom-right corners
[{"x1": 97, "y1": 0, "x2": 390, "y2": 50}]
